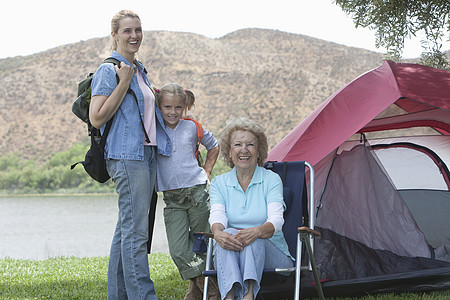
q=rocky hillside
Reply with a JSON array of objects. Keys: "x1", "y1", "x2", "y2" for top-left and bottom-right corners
[{"x1": 0, "y1": 28, "x2": 385, "y2": 161}]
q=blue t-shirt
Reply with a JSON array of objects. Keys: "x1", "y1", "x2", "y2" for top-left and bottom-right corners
[
  {"x1": 156, "y1": 119, "x2": 218, "y2": 191},
  {"x1": 210, "y1": 166, "x2": 292, "y2": 258}
]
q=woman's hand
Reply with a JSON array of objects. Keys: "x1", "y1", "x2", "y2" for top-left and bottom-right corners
[
  {"x1": 211, "y1": 222, "x2": 274, "y2": 251},
  {"x1": 211, "y1": 223, "x2": 244, "y2": 251},
  {"x1": 234, "y1": 227, "x2": 261, "y2": 247},
  {"x1": 235, "y1": 222, "x2": 275, "y2": 247},
  {"x1": 114, "y1": 62, "x2": 134, "y2": 86}
]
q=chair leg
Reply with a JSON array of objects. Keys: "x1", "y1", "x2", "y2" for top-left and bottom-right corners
[
  {"x1": 301, "y1": 232, "x2": 325, "y2": 300},
  {"x1": 203, "y1": 237, "x2": 214, "y2": 300},
  {"x1": 294, "y1": 232, "x2": 303, "y2": 300},
  {"x1": 203, "y1": 277, "x2": 209, "y2": 300}
]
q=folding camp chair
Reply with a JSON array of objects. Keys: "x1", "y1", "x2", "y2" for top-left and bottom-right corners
[{"x1": 199, "y1": 161, "x2": 324, "y2": 299}]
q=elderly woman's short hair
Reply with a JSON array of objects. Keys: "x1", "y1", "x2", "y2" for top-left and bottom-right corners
[{"x1": 219, "y1": 117, "x2": 268, "y2": 168}]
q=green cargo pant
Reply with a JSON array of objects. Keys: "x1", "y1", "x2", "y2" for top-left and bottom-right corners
[{"x1": 163, "y1": 183, "x2": 210, "y2": 280}]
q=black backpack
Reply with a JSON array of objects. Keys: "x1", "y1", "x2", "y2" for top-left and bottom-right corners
[{"x1": 71, "y1": 58, "x2": 149, "y2": 183}]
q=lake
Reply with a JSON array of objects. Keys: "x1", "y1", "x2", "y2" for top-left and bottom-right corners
[{"x1": 0, "y1": 195, "x2": 168, "y2": 260}]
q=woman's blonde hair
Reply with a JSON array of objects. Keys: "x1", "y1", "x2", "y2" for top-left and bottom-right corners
[
  {"x1": 110, "y1": 10, "x2": 141, "y2": 52},
  {"x1": 219, "y1": 117, "x2": 268, "y2": 168},
  {"x1": 155, "y1": 83, "x2": 195, "y2": 115}
]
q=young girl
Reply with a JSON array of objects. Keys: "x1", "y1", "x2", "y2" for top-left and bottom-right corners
[{"x1": 155, "y1": 83, "x2": 220, "y2": 299}]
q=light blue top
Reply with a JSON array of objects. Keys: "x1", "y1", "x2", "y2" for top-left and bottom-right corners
[
  {"x1": 91, "y1": 51, "x2": 171, "y2": 160},
  {"x1": 210, "y1": 166, "x2": 291, "y2": 258},
  {"x1": 156, "y1": 119, "x2": 218, "y2": 192}
]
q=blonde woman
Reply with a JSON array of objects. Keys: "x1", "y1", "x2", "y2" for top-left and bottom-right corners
[{"x1": 90, "y1": 10, "x2": 170, "y2": 299}]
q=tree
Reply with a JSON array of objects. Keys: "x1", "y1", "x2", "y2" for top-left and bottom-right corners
[{"x1": 334, "y1": 0, "x2": 450, "y2": 69}]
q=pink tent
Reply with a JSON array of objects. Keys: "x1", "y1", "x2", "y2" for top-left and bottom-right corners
[
  {"x1": 266, "y1": 60, "x2": 450, "y2": 297},
  {"x1": 267, "y1": 60, "x2": 450, "y2": 165}
]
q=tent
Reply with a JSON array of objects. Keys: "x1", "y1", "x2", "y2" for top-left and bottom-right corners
[{"x1": 267, "y1": 60, "x2": 450, "y2": 297}]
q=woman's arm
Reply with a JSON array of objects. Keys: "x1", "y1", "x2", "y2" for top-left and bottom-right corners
[
  {"x1": 202, "y1": 145, "x2": 220, "y2": 178},
  {"x1": 267, "y1": 202, "x2": 285, "y2": 233},
  {"x1": 89, "y1": 62, "x2": 134, "y2": 129}
]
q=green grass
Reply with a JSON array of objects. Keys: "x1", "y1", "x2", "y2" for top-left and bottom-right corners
[
  {"x1": 0, "y1": 254, "x2": 449, "y2": 299},
  {"x1": 0, "y1": 256, "x2": 109, "y2": 299},
  {"x1": 0, "y1": 254, "x2": 187, "y2": 299}
]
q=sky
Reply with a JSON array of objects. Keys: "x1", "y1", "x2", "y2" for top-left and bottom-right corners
[{"x1": 1, "y1": 0, "x2": 448, "y2": 60}]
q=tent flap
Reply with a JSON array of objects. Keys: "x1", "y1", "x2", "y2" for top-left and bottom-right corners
[{"x1": 316, "y1": 145, "x2": 432, "y2": 258}]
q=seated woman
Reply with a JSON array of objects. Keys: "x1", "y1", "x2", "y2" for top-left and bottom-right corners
[{"x1": 209, "y1": 117, "x2": 294, "y2": 300}]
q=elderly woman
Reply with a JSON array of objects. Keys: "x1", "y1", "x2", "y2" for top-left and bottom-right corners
[{"x1": 209, "y1": 117, "x2": 294, "y2": 300}]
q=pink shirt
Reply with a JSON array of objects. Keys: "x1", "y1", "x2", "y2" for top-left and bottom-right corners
[{"x1": 136, "y1": 68, "x2": 157, "y2": 146}]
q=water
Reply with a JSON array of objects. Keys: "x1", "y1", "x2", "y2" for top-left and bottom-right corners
[{"x1": 0, "y1": 195, "x2": 168, "y2": 260}]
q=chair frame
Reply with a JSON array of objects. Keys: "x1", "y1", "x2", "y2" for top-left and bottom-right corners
[{"x1": 202, "y1": 161, "x2": 324, "y2": 299}]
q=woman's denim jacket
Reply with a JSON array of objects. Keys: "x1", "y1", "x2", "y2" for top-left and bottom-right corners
[{"x1": 91, "y1": 51, "x2": 171, "y2": 160}]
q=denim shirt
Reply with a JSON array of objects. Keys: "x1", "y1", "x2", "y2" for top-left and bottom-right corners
[{"x1": 91, "y1": 51, "x2": 172, "y2": 160}]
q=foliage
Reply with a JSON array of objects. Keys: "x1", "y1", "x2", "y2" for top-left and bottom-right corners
[
  {"x1": 421, "y1": 48, "x2": 450, "y2": 69},
  {"x1": 0, "y1": 144, "x2": 230, "y2": 194},
  {"x1": 0, "y1": 143, "x2": 115, "y2": 194},
  {"x1": 334, "y1": 0, "x2": 450, "y2": 69},
  {"x1": 1, "y1": 254, "x2": 449, "y2": 299}
]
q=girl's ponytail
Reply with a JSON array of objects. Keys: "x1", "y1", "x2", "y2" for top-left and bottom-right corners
[{"x1": 184, "y1": 89, "x2": 195, "y2": 112}]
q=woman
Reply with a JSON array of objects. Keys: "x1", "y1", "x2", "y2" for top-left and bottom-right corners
[
  {"x1": 89, "y1": 10, "x2": 170, "y2": 300},
  {"x1": 209, "y1": 117, "x2": 294, "y2": 300}
]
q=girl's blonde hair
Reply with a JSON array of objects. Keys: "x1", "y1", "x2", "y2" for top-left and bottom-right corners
[
  {"x1": 155, "y1": 83, "x2": 195, "y2": 115},
  {"x1": 110, "y1": 10, "x2": 141, "y2": 52}
]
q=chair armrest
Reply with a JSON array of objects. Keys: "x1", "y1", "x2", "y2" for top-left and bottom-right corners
[
  {"x1": 298, "y1": 226, "x2": 320, "y2": 237},
  {"x1": 196, "y1": 232, "x2": 214, "y2": 238}
]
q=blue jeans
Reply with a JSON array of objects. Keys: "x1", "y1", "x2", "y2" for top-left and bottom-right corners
[
  {"x1": 106, "y1": 146, "x2": 158, "y2": 300},
  {"x1": 213, "y1": 228, "x2": 294, "y2": 300}
]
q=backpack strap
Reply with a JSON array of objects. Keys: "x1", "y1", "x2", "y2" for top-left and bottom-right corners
[
  {"x1": 103, "y1": 57, "x2": 120, "y2": 83},
  {"x1": 181, "y1": 117, "x2": 203, "y2": 159},
  {"x1": 129, "y1": 89, "x2": 151, "y2": 144},
  {"x1": 103, "y1": 57, "x2": 121, "y2": 65},
  {"x1": 103, "y1": 57, "x2": 151, "y2": 144}
]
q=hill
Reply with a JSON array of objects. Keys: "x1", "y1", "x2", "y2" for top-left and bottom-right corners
[{"x1": 0, "y1": 28, "x2": 385, "y2": 161}]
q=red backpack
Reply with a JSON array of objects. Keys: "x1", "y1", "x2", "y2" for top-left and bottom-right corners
[{"x1": 181, "y1": 117, "x2": 204, "y2": 166}]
